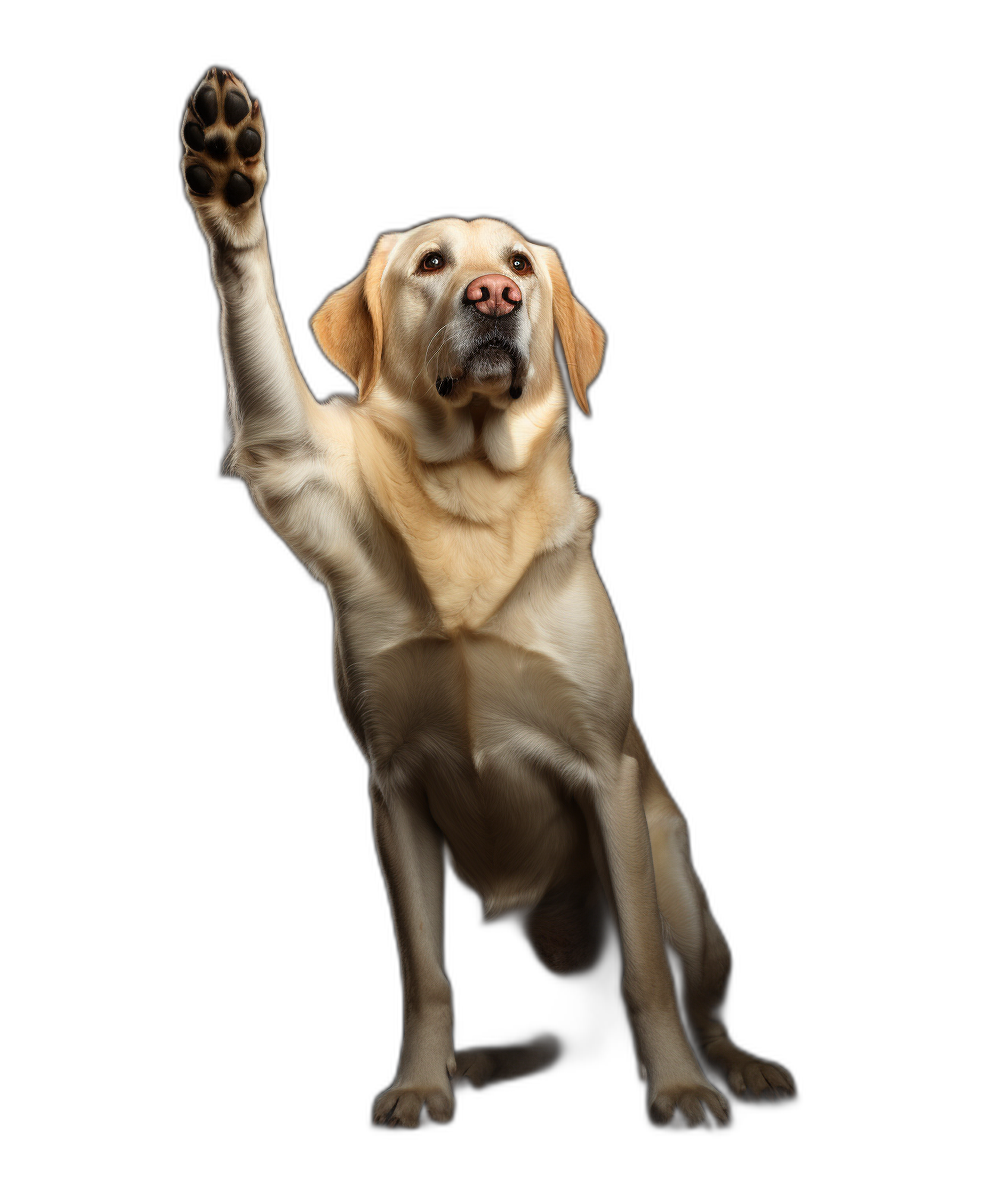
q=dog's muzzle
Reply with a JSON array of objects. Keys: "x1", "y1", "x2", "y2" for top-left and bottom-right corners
[{"x1": 436, "y1": 300, "x2": 529, "y2": 400}]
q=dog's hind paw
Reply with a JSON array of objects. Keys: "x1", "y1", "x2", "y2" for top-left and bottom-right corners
[{"x1": 181, "y1": 67, "x2": 266, "y2": 248}]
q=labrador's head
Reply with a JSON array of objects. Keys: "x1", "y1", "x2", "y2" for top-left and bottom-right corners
[{"x1": 312, "y1": 218, "x2": 604, "y2": 433}]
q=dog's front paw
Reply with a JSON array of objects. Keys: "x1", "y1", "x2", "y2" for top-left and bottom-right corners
[
  {"x1": 705, "y1": 1036, "x2": 796, "y2": 1100},
  {"x1": 372, "y1": 1077, "x2": 455, "y2": 1128},
  {"x1": 180, "y1": 67, "x2": 266, "y2": 249},
  {"x1": 648, "y1": 1079, "x2": 730, "y2": 1127}
]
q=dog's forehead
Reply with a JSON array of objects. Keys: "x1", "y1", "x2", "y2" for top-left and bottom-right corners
[{"x1": 393, "y1": 217, "x2": 525, "y2": 267}]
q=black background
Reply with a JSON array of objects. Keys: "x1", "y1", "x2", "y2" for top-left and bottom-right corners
[{"x1": 126, "y1": 37, "x2": 857, "y2": 1174}]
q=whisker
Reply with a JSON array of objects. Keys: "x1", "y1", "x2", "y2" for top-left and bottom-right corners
[
  {"x1": 408, "y1": 323, "x2": 449, "y2": 401},
  {"x1": 430, "y1": 325, "x2": 463, "y2": 396}
]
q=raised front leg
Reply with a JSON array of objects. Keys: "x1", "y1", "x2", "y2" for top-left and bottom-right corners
[
  {"x1": 584, "y1": 756, "x2": 729, "y2": 1126},
  {"x1": 370, "y1": 782, "x2": 456, "y2": 1128},
  {"x1": 180, "y1": 68, "x2": 321, "y2": 461}
]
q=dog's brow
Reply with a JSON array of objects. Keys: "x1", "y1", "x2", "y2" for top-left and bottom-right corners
[{"x1": 397, "y1": 246, "x2": 439, "y2": 282}]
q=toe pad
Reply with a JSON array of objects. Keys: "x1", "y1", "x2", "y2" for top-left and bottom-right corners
[
  {"x1": 224, "y1": 172, "x2": 254, "y2": 206},
  {"x1": 224, "y1": 91, "x2": 249, "y2": 126},
  {"x1": 185, "y1": 164, "x2": 213, "y2": 195},
  {"x1": 194, "y1": 85, "x2": 217, "y2": 124},
  {"x1": 235, "y1": 128, "x2": 261, "y2": 157}
]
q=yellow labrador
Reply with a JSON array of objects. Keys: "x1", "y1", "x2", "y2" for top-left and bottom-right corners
[{"x1": 181, "y1": 67, "x2": 795, "y2": 1128}]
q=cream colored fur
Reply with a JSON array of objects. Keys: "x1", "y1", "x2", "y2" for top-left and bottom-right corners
[{"x1": 181, "y1": 68, "x2": 795, "y2": 1128}]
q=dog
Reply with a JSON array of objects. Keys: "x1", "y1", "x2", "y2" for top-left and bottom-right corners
[{"x1": 181, "y1": 67, "x2": 795, "y2": 1128}]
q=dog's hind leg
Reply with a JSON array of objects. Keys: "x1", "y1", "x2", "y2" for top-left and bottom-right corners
[
  {"x1": 452, "y1": 1037, "x2": 563, "y2": 1089},
  {"x1": 448, "y1": 879, "x2": 580, "y2": 1090},
  {"x1": 521, "y1": 885, "x2": 615, "y2": 975},
  {"x1": 626, "y1": 721, "x2": 796, "y2": 1100}
]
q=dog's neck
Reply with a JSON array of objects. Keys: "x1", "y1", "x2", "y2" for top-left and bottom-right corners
[
  {"x1": 352, "y1": 383, "x2": 575, "y2": 532},
  {"x1": 363, "y1": 375, "x2": 570, "y2": 477},
  {"x1": 343, "y1": 376, "x2": 582, "y2": 630}
]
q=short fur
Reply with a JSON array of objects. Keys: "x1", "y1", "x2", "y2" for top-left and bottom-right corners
[{"x1": 181, "y1": 68, "x2": 795, "y2": 1128}]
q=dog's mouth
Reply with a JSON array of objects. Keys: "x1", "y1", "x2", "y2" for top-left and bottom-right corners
[
  {"x1": 435, "y1": 331, "x2": 528, "y2": 403},
  {"x1": 467, "y1": 333, "x2": 518, "y2": 373}
]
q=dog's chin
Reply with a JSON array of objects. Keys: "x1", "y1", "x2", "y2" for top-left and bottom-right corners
[
  {"x1": 455, "y1": 346, "x2": 528, "y2": 403},
  {"x1": 432, "y1": 337, "x2": 529, "y2": 408},
  {"x1": 466, "y1": 348, "x2": 513, "y2": 387}
]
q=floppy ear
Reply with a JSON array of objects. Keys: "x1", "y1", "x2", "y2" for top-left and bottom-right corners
[
  {"x1": 541, "y1": 246, "x2": 605, "y2": 415},
  {"x1": 311, "y1": 233, "x2": 397, "y2": 401}
]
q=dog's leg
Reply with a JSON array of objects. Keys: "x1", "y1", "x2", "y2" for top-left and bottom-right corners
[
  {"x1": 181, "y1": 69, "x2": 320, "y2": 460},
  {"x1": 583, "y1": 756, "x2": 729, "y2": 1126},
  {"x1": 626, "y1": 721, "x2": 796, "y2": 1100},
  {"x1": 370, "y1": 783, "x2": 456, "y2": 1128}
]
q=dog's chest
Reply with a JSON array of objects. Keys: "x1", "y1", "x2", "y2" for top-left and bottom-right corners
[
  {"x1": 362, "y1": 451, "x2": 572, "y2": 634},
  {"x1": 399, "y1": 514, "x2": 543, "y2": 632}
]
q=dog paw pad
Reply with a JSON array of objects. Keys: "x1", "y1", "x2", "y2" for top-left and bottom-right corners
[
  {"x1": 185, "y1": 164, "x2": 213, "y2": 195},
  {"x1": 183, "y1": 122, "x2": 204, "y2": 152},
  {"x1": 193, "y1": 85, "x2": 217, "y2": 124},
  {"x1": 205, "y1": 133, "x2": 228, "y2": 160},
  {"x1": 235, "y1": 128, "x2": 260, "y2": 157},
  {"x1": 224, "y1": 172, "x2": 254, "y2": 206},
  {"x1": 224, "y1": 90, "x2": 249, "y2": 125},
  {"x1": 182, "y1": 68, "x2": 266, "y2": 229}
]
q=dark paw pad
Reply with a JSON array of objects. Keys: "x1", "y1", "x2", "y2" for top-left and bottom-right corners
[
  {"x1": 183, "y1": 122, "x2": 205, "y2": 151},
  {"x1": 235, "y1": 128, "x2": 261, "y2": 157},
  {"x1": 224, "y1": 172, "x2": 254, "y2": 206},
  {"x1": 194, "y1": 85, "x2": 217, "y2": 125},
  {"x1": 224, "y1": 90, "x2": 249, "y2": 125},
  {"x1": 185, "y1": 164, "x2": 213, "y2": 195},
  {"x1": 205, "y1": 134, "x2": 228, "y2": 161}
]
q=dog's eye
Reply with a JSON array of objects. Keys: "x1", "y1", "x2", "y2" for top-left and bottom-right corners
[
  {"x1": 511, "y1": 253, "x2": 531, "y2": 273},
  {"x1": 420, "y1": 252, "x2": 445, "y2": 272}
]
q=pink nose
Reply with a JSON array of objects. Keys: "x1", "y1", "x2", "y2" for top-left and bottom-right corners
[{"x1": 464, "y1": 273, "x2": 522, "y2": 317}]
